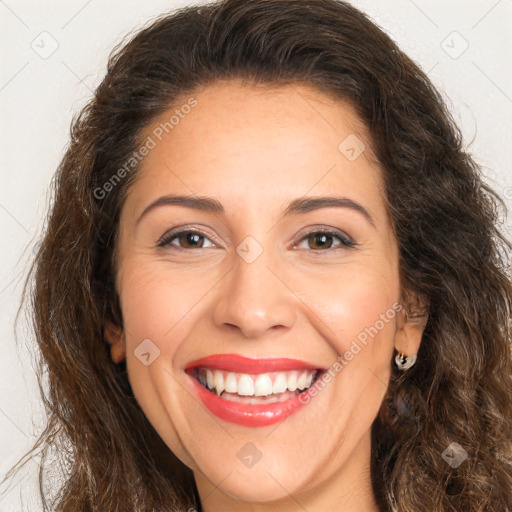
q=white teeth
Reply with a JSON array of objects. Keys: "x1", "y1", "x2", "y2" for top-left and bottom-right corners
[
  {"x1": 297, "y1": 371, "x2": 310, "y2": 390},
  {"x1": 198, "y1": 368, "x2": 318, "y2": 397},
  {"x1": 254, "y1": 374, "x2": 273, "y2": 396},
  {"x1": 237, "y1": 375, "x2": 254, "y2": 396},
  {"x1": 287, "y1": 372, "x2": 298, "y2": 392},
  {"x1": 213, "y1": 370, "x2": 224, "y2": 396},
  {"x1": 224, "y1": 372, "x2": 237, "y2": 393},
  {"x1": 272, "y1": 373, "x2": 288, "y2": 394}
]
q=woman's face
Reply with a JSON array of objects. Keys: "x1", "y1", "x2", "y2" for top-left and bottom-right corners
[{"x1": 107, "y1": 81, "x2": 424, "y2": 509}]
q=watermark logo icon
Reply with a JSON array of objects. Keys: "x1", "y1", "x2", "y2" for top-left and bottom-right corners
[
  {"x1": 236, "y1": 236, "x2": 263, "y2": 264},
  {"x1": 440, "y1": 31, "x2": 469, "y2": 60},
  {"x1": 31, "y1": 31, "x2": 59, "y2": 59},
  {"x1": 442, "y1": 442, "x2": 468, "y2": 468},
  {"x1": 338, "y1": 134, "x2": 365, "y2": 162},
  {"x1": 237, "y1": 442, "x2": 263, "y2": 468},
  {"x1": 134, "y1": 338, "x2": 161, "y2": 366}
]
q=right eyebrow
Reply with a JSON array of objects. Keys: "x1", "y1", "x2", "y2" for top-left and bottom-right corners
[{"x1": 136, "y1": 195, "x2": 224, "y2": 225}]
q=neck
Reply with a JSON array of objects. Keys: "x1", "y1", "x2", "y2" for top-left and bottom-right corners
[{"x1": 194, "y1": 429, "x2": 381, "y2": 512}]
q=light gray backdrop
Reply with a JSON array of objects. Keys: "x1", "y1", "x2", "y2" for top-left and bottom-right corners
[{"x1": 1, "y1": 0, "x2": 511, "y2": 509}]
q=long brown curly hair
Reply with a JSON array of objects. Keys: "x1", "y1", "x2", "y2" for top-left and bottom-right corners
[{"x1": 2, "y1": 0, "x2": 511, "y2": 510}]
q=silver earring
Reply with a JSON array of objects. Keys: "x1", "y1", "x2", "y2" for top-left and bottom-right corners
[{"x1": 395, "y1": 352, "x2": 417, "y2": 371}]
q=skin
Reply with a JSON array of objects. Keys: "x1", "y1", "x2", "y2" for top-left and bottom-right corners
[{"x1": 105, "y1": 80, "x2": 426, "y2": 512}]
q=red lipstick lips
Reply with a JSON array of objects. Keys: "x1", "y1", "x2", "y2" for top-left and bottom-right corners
[
  {"x1": 185, "y1": 354, "x2": 323, "y2": 427},
  {"x1": 186, "y1": 353, "x2": 320, "y2": 373}
]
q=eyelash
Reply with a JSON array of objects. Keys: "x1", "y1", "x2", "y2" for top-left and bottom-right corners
[{"x1": 157, "y1": 227, "x2": 357, "y2": 252}]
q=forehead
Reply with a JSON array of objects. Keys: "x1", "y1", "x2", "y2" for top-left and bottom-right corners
[{"x1": 127, "y1": 80, "x2": 386, "y2": 224}]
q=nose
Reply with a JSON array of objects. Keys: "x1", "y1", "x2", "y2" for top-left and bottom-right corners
[{"x1": 212, "y1": 250, "x2": 297, "y2": 339}]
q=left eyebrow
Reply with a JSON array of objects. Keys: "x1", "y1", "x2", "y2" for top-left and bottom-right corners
[
  {"x1": 136, "y1": 194, "x2": 375, "y2": 229},
  {"x1": 281, "y1": 196, "x2": 376, "y2": 229}
]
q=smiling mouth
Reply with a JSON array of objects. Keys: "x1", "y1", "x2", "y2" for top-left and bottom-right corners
[{"x1": 191, "y1": 367, "x2": 322, "y2": 405}]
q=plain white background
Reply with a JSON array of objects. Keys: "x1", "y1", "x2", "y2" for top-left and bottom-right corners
[{"x1": 1, "y1": 0, "x2": 511, "y2": 509}]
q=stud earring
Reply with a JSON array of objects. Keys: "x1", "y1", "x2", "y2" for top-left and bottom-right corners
[{"x1": 395, "y1": 352, "x2": 417, "y2": 371}]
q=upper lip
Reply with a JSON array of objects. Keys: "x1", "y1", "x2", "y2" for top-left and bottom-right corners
[{"x1": 185, "y1": 353, "x2": 323, "y2": 373}]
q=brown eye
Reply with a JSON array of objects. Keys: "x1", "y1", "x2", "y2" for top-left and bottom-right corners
[
  {"x1": 178, "y1": 232, "x2": 205, "y2": 248},
  {"x1": 294, "y1": 230, "x2": 356, "y2": 251},
  {"x1": 307, "y1": 232, "x2": 334, "y2": 250},
  {"x1": 158, "y1": 230, "x2": 215, "y2": 249}
]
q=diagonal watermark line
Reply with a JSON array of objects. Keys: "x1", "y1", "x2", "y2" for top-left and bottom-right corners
[
  {"x1": 162, "y1": 368, "x2": 234, "y2": 437},
  {"x1": 163, "y1": 268, "x2": 233, "y2": 337},
  {"x1": 198, "y1": 470, "x2": 233, "y2": 504},
  {"x1": 265, "y1": 265, "x2": 338, "y2": 338},
  {"x1": 265, "y1": 471, "x2": 308, "y2": 511},
  {"x1": 264, "y1": 405, "x2": 293, "y2": 438},
  {"x1": 426, "y1": 61, "x2": 439, "y2": 75},
  {"x1": 0, "y1": 0, "x2": 29, "y2": 29},
  {"x1": 0, "y1": 407, "x2": 28, "y2": 440},
  {"x1": 0, "y1": 269, "x2": 25, "y2": 295},
  {"x1": 471, "y1": 0, "x2": 502, "y2": 30},
  {"x1": 408, "y1": 0, "x2": 439, "y2": 29},
  {"x1": 61, "y1": 61, "x2": 94, "y2": 93},
  {"x1": 0, "y1": 62, "x2": 29, "y2": 93},
  {"x1": 472, "y1": 61, "x2": 512, "y2": 103},
  {"x1": 61, "y1": 0, "x2": 93, "y2": 29},
  {"x1": 290, "y1": 84, "x2": 338, "y2": 132},
  {"x1": 0, "y1": 471, "x2": 29, "y2": 506},
  {"x1": 0, "y1": 204, "x2": 29, "y2": 233},
  {"x1": 0, "y1": 457, "x2": 43, "y2": 506},
  {"x1": 368, "y1": 367, "x2": 388, "y2": 389}
]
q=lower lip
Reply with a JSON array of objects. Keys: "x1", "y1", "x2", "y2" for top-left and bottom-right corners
[{"x1": 188, "y1": 371, "x2": 321, "y2": 427}]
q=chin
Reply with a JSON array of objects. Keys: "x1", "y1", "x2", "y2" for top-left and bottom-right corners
[{"x1": 193, "y1": 450, "x2": 320, "y2": 505}]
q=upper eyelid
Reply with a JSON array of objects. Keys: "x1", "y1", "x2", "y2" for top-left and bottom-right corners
[
  {"x1": 158, "y1": 226, "x2": 219, "y2": 247},
  {"x1": 292, "y1": 229, "x2": 356, "y2": 250},
  {"x1": 158, "y1": 226, "x2": 356, "y2": 248}
]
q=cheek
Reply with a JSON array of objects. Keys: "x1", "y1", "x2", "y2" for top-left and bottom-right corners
[
  {"x1": 294, "y1": 258, "x2": 400, "y2": 347},
  {"x1": 117, "y1": 257, "x2": 215, "y2": 341},
  {"x1": 115, "y1": 261, "x2": 191, "y2": 393},
  {"x1": 294, "y1": 259, "x2": 399, "y2": 400},
  {"x1": 116, "y1": 261, "x2": 203, "y2": 467},
  {"x1": 307, "y1": 267, "x2": 399, "y2": 433}
]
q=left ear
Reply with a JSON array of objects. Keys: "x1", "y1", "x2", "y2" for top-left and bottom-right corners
[
  {"x1": 104, "y1": 321, "x2": 126, "y2": 364},
  {"x1": 394, "y1": 294, "x2": 429, "y2": 357}
]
